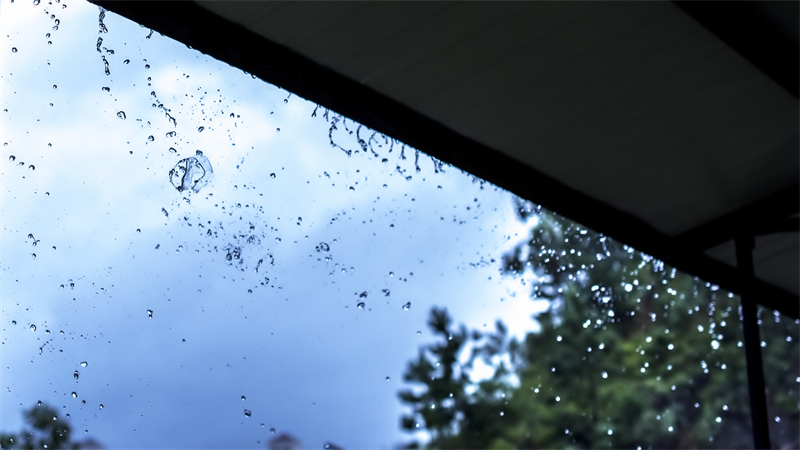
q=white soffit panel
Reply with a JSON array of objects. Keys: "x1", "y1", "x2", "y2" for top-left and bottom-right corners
[{"x1": 197, "y1": 1, "x2": 798, "y2": 238}]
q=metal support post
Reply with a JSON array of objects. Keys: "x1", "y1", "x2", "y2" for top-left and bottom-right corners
[{"x1": 735, "y1": 235, "x2": 771, "y2": 449}]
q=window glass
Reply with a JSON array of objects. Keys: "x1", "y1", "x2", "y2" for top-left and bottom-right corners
[
  {"x1": 0, "y1": 2, "x2": 759, "y2": 449},
  {"x1": 759, "y1": 307, "x2": 800, "y2": 449}
]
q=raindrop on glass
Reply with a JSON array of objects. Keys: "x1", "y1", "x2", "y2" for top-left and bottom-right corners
[
  {"x1": 197, "y1": 126, "x2": 204, "y2": 132},
  {"x1": 270, "y1": 428, "x2": 276, "y2": 434},
  {"x1": 356, "y1": 302, "x2": 365, "y2": 310},
  {"x1": 241, "y1": 396, "x2": 246, "y2": 401},
  {"x1": 9, "y1": 155, "x2": 15, "y2": 161},
  {"x1": 147, "y1": 135, "x2": 154, "y2": 142},
  {"x1": 71, "y1": 392, "x2": 77, "y2": 398},
  {"x1": 116, "y1": 111, "x2": 126, "y2": 120},
  {"x1": 319, "y1": 242, "x2": 330, "y2": 252},
  {"x1": 80, "y1": 361, "x2": 87, "y2": 367},
  {"x1": 147, "y1": 309, "x2": 153, "y2": 319},
  {"x1": 11, "y1": 47, "x2": 17, "y2": 53},
  {"x1": 402, "y1": 302, "x2": 411, "y2": 310},
  {"x1": 244, "y1": 410, "x2": 251, "y2": 417},
  {"x1": 30, "y1": 324, "x2": 36, "y2": 332},
  {"x1": 99, "y1": 404, "x2": 104, "y2": 410},
  {"x1": 123, "y1": 59, "x2": 130, "y2": 64},
  {"x1": 74, "y1": 370, "x2": 79, "y2": 380}
]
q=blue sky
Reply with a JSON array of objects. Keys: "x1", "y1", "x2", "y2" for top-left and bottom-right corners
[{"x1": 1, "y1": 1, "x2": 549, "y2": 448}]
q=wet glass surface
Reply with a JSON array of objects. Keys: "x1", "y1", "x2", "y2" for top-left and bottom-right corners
[
  {"x1": 0, "y1": 2, "x2": 770, "y2": 449},
  {"x1": 759, "y1": 307, "x2": 800, "y2": 450}
]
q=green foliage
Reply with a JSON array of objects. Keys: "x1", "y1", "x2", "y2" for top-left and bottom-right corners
[
  {"x1": 0, "y1": 404, "x2": 86, "y2": 450},
  {"x1": 399, "y1": 203, "x2": 799, "y2": 449}
]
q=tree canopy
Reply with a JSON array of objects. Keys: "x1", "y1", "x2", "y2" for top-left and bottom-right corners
[{"x1": 399, "y1": 202, "x2": 799, "y2": 449}]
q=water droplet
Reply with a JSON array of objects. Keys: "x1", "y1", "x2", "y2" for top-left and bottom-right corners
[
  {"x1": 356, "y1": 302, "x2": 365, "y2": 310},
  {"x1": 144, "y1": 64, "x2": 150, "y2": 69},
  {"x1": 52, "y1": 85, "x2": 57, "y2": 89},
  {"x1": 99, "y1": 404, "x2": 103, "y2": 410},
  {"x1": 244, "y1": 409, "x2": 251, "y2": 417},
  {"x1": 711, "y1": 340, "x2": 720, "y2": 350},
  {"x1": 697, "y1": 325, "x2": 704, "y2": 332},
  {"x1": 161, "y1": 208, "x2": 169, "y2": 217},
  {"x1": 197, "y1": 126, "x2": 204, "y2": 132},
  {"x1": 80, "y1": 361, "x2": 87, "y2": 367},
  {"x1": 602, "y1": 372, "x2": 608, "y2": 378},
  {"x1": 416, "y1": 331, "x2": 421, "y2": 336},
  {"x1": 276, "y1": 128, "x2": 280, "y2": 132},
  {"x1": 269, "y1": 173, "x2": 276, "y2": 178},
  {"x1": 147, "y1": 309, "x2": 153, "y2": 319},
  {"x1": 38, "y1": 400, "x2": 43, "y2": 406},
  {"x1": 74, "y1": 370, "x2": 79, "y2": 380},
  {"x1": 102, "y1": 87, "x2": 110, "y2": 92},
  {"x1": 168, "y1": 147, "x2": 177, "y2": 153},
  {"x1": 319, "y1": 242, "x2": 330, "y2": 252},
  {"x1": 30, "y1": 324, "x2": 36, "y2": 332},
  {"x1": 668, "y1": 343, "x2": 674, "y2": 350},
  {"x1": 11, "y1": 320, "x2": 16, "y2": 325},
  {"x1": 241, "y1": 396, "x2": 246, "y2": 401},
  {"x1": 556, "y1": 335, "x2": 562, "y2": 342},
  {"x1": 270, "y1": 428, "x2": 276, "y2": 434},
  {"x1": 8, "y1": 155, "x2": 15, "y2": 161},
  {"x1": 45, "y1": 329, "x2": 50, "y2": 334},
  {"x1": 11, "y1": 47, "x2": 17, "y2": 53},
  {"x1": 402, "y1": 302, "x2": 411, "y2": 310},
  {"x1": 385, "y1": 376, "x2": 390, "y2": 381},
  {"x1": 123, "y1": 59, "x2": 130, "y2": 64},
  {"x1": 29, "y1": 165, "x2": 35, "y2": 171},
  {"x1": 71, "y1": 392, "x2": 77, "y2": 398},
  {"x1": 715, "y1": 417, "x2": 721, "y2": 423},
  {"x1": 166, "y1": 131, "x2": 176, "y2": 138},
  {"x1": 116, "y1": 111, "x2": 126, "y2": 120},
  {"x1": 147, "y1": 135, "x2": 154, "y2": 142}
]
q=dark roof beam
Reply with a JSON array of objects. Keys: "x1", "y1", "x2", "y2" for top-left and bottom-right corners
[
  {"x1": 676, "y1": 183, "x2": 799, "y2": 251},
  {"x1": 674, "y1": 1, "x2": 799, "y2": 98}
]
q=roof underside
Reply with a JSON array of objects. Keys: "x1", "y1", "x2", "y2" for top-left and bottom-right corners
[{"x1": 93, "y1": 1, "x2": 799, "y2": 316}]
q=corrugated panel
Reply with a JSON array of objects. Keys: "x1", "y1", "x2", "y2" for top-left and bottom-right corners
[{"x1": 196, "y1": 1, "x2": 798, "y2": 238}]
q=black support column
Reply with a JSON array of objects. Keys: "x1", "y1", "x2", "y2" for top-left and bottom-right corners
[{"x1": 735, "y1": 235, "x2": 771, "y2": 449}]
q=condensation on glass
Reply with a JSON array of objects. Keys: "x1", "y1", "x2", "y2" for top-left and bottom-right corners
[{"x1": 0, "y1": 1, "x2": 768, "y2": 449}]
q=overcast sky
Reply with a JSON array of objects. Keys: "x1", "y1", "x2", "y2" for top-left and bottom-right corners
[{"x1": 1, "y1": 1, "x2": 549, "y2": 448}]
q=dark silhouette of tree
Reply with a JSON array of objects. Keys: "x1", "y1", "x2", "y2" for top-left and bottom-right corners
[
  {"x1": 0, "y1": 404, "x2": 97, "y2": 450},
  {"x1": 399, "y1": 201, "x2": 798, "y2": 449}
]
